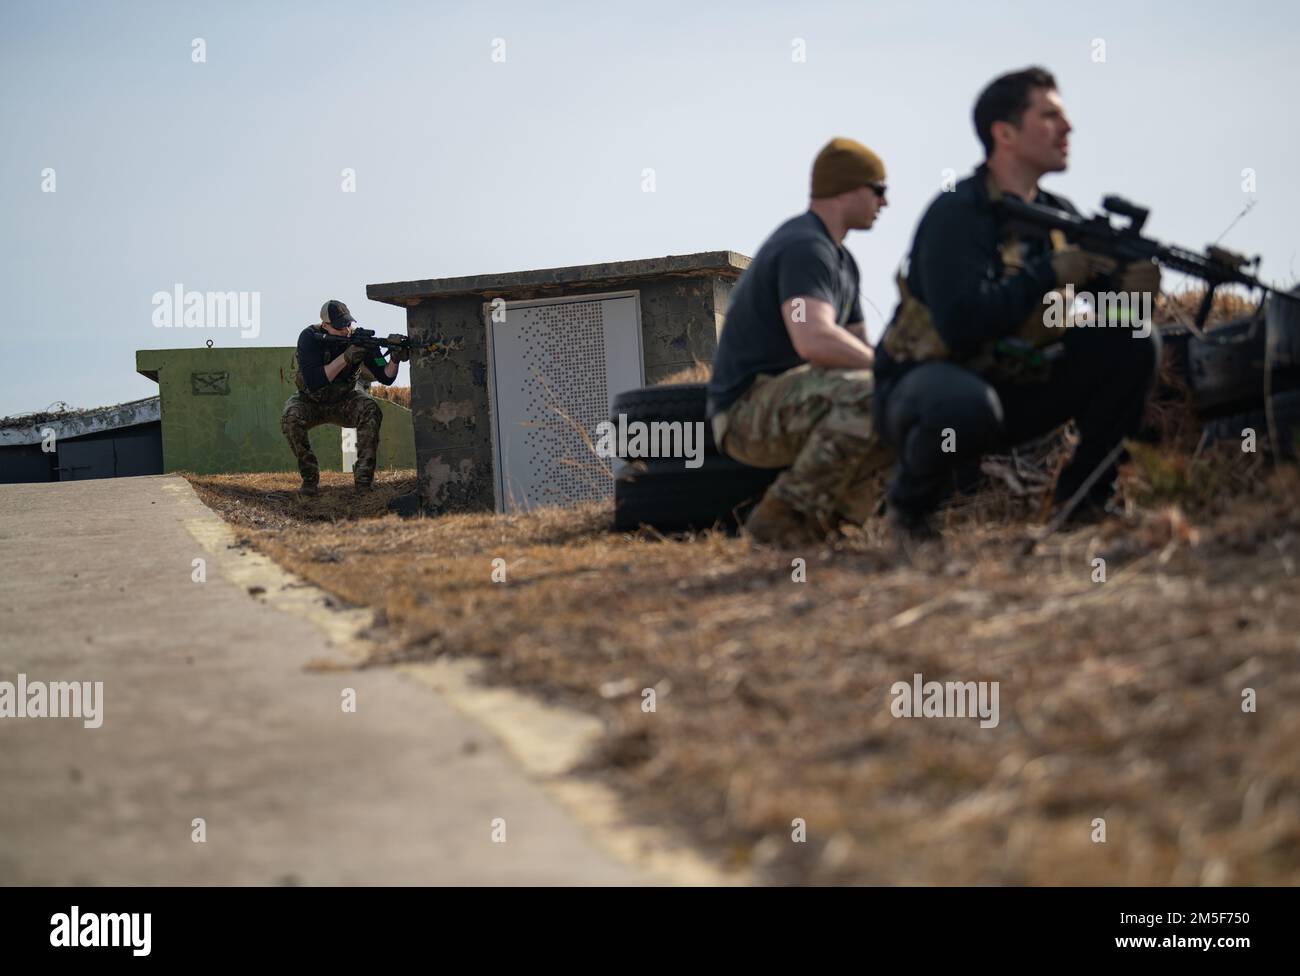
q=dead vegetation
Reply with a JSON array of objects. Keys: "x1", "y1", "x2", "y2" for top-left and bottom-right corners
[
  {"x1": 656, "y1": 362, "x2": 712, "y2": 385},
  {"x1": 1154, "y1": 285, "x2": 1262, "y2": 330},
  {"x1": 186, "y1": 439, "x2": 1300, "y2": 884},
  {"x1": 368, "y1": 385, "x2": 412, "y2": 408},
  {"x1": 188, "y1": 470, "x2": 418, "y2": 529}
]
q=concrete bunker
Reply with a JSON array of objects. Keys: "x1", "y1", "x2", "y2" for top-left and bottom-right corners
[
  {"x1": 136, "y1": 346, "x2": 416, "y2": 475},
  {"x1": 0, "y1": 398, "x2": 163, "y2": 483},
  {"x1": 367, "y1": 251, "x2": 749, "y2": 513}
]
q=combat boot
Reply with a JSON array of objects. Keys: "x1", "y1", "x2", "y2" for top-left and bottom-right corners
[
  {"x1": 743, "y1": 494, "x2": 820, "y2": 547},
  {"x1": 886, "y1": 504, "x2": 943, "y2": 562},
  {"x1": 888, "y1": 504, "x2": 939, "y2": 542},
  {"x1": 353, "y1": 456, "x2": 376, "y2": 495}
]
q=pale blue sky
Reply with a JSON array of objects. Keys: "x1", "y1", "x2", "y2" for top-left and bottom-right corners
[{"x1": 2, "y1": 0, "x2": 1296, "y2": 416}]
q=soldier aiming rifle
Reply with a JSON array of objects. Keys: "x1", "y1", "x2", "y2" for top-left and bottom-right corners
[{"x1": 280, "y1": 299, "x2": 410, "y2": 497}]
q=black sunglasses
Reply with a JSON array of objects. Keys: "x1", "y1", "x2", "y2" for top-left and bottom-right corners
[{"x1": 868, "y1": 181, "x2": 888, "y2": 199}]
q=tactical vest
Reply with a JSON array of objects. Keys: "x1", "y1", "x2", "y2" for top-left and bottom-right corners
[
  {"x1": 880, "y1": 173, "x2": 1069, "y2": 383},
  {"x1": 292, "y1": 327, "x2": 366, "y2": 403}
]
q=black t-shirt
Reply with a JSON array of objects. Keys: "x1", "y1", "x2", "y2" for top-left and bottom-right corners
[
  {"x1": 707, "y1": 211, "x2": 863, "y2": 417},
  {"x1": 294, "y1": 325, "x2": 393, "y2": 395}
]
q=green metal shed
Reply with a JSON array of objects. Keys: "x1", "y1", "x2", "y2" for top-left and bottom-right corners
[{"x1": 136, "y1": 346, "x2": 415, "y2": 474}]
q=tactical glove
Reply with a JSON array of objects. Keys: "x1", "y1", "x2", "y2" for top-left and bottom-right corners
[
  {"x1": 1051, "y1": 247, "x2": 1117, "y2": 288},
  {"x1": 1117, "y1": 259, "x2": 1162, "y2": 297},
  {"x1": 343, "y1": 344, "x2": 369, "y2": 366}
]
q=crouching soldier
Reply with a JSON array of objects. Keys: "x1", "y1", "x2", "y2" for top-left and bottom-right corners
[
  {"x1": 873, "y1": 67, "x2": 1161, "y2": 541},
  {"x1": 706, "y1": 137, "x2": 894, "y2": 547},
  {"x1": 281, "y1": 300, "x2": 408, "y2": 496}
]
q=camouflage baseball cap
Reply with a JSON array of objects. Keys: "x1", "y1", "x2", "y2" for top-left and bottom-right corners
[{"x1": 320, "y1": 300, "x2": 356, "y2": 328}]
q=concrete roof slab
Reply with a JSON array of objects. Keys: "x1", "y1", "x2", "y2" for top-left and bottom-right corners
[{"x1": 366, "y1": 251, "x2": 751, "y2": 306}]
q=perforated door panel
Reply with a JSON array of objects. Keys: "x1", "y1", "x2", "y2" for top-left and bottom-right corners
[{"x1": 487, "y1": 293, "x2": 643, "y2": 512}]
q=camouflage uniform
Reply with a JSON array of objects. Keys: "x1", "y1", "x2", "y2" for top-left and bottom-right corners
[
  {"x1": 713, "y1": 365, "x2": 893, "y2": 525},
  {"x1": 281, "y1": 347, "x2": 383, "y2": 488}
]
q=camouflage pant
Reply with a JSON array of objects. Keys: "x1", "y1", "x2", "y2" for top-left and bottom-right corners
[
  {"x1": 714, "y1": 365, "x2": 893, "y2": 524},
  {"x1": 280, "y1": 390, "x2": 383, "y2": 485}
]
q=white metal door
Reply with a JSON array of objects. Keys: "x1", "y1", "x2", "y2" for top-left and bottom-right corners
[{"x1": 486, "y1": 292, "x2": 644, "y2": 512}]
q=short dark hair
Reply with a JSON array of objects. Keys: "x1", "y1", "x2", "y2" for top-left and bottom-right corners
[{"x1": 973, "y1": 67, "x2": 1058, "y2": 157}]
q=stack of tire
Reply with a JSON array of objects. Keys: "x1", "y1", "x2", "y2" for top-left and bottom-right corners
[
  {"x1": 1163, "y1": 292, "x2": 1300, "y2": 457},
  {"x1": 610, "y1": 384, "x2": 784, "y2": 532}
]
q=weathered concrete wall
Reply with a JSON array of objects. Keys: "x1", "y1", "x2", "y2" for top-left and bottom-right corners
[
  {"x1": 137, "y1": 347, "x2": 330, "y2": 473},
  {"x1": 713, "y1": 275, "x2": 737, "y2": 344},
  {"x1": 371, "y1": 253, "x2": 749, "y2": 513},
  {"x1": 405, "y1": 300, "x2": 496, "y2": 512},
  {"x1": 136, "y1": 347, "x2": 414, "y2": 474},
  {"x1": 640, "y1": 275, "x2": 730, "y2": 384}
]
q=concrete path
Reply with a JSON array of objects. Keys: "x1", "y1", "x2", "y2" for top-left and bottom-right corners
[{"x1": 0, "y1": 475, "x2": 641, "y2": 885}]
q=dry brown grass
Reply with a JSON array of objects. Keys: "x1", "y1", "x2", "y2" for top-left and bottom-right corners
[
  {"x1": 187, "y1": 470, "x2": 418, "y2": 529},
  {"x1": 656, "y1": 362, "x2": 712, "y2": 384},
  {"x1": 1154, "y1": 286, "x2": 1263, "y2": 329},
  {"x1": 368, "y1": 385, "x2": 411, "y2": 408},
  {"x1": 185, "y1": 448, "x2": 1300, "y2": 885}
]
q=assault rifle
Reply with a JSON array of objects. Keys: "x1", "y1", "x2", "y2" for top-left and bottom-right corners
[
  {"x1": 315, "y1": 326, "x2": 455, "y2": 360},
  {"x1": 995, "y1": 194, "x2": 1298, "y2": 330}
]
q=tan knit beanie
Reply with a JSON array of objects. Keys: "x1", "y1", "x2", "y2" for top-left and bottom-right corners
[{"x1": 811, "y1": 137, "x2": 886, "y2": 198}]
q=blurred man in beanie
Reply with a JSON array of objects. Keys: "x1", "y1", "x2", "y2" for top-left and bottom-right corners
[
  {"x1": 707, "y1": 137, "x2": 893, "y2": 547},
  {"x1": 873, "y1": 67, "x2": 1161, "y2": 542},
  {"x1": 281, "y1": 299, "x2": 407, "y2": 497}
]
